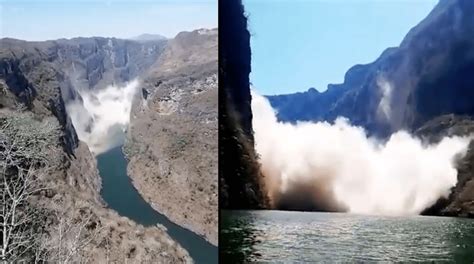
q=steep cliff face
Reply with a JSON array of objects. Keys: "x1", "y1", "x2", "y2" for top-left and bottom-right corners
[
  {"x1": 0, "y1": 37, "x2": 192, "y2": 262},
  {"x1": 0, "y1": 37, "x2": 166, "y2": 154},
  {"x1": 0, "y1": 42, "x2": 78, "y2": 154},
  {"x1": 219, "y1": 0, "x2": 269, "y2": 209},
  {"x1": 266, "y1": 0, "x2": 474, "y2": 216},
  {"x1": 125, "y1": 28, "x2": 218, "y2": 245},
  {"x1": 52, "y1": 37, "x2": 165, "y2": 91},
  {"x1": 269, "y1": 0, "x2": 474, "y2": 137}
]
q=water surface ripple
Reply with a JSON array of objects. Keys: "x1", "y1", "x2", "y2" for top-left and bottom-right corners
[{"x1": 221, "y1": 210, "x2": 474, "y2": 263}]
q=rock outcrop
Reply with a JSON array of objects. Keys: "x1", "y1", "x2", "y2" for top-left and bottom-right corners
[
  {"x1": 219, "y1": 0, "x2": 269, "y2": 209},
  {"x1": 125, "y1": 28, "x2": 218, "y2": 245}
]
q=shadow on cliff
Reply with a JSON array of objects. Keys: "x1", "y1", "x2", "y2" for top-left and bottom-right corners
[{"x1": 219, "y1": 0, "x2": 269, "y2": 209}]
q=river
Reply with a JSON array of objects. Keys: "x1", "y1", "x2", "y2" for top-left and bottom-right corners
[
  {"x1": 96, "y1": 146, "x2": 218, "y2": 263},
  {"x1": 221, "y1": 210, "x2": 474, "y2": 262}
]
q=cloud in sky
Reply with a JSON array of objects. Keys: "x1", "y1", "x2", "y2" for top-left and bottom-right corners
[{"x1": 0, "y1": 0, "x2": 216, "y2": 41}]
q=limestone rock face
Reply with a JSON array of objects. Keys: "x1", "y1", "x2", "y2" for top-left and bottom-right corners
[{"x1": 125, "y1": 28, "x2": 218, "y2": 245}]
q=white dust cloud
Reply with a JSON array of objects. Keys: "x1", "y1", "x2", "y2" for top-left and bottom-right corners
[
  {"x1": 252, "y1": 92, "x2": 471, "y2": 215},
  {"x1": 66, "y1": 80, "x2": 140, "y2": 155},
  {"x1": 377, "y1": 76, "x2": 393, "y2": 121}
]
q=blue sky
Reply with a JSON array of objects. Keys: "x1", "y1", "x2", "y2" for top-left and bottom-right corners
[
  {"x1": 243, "y1": 0, "x2": 438, "y2": 95},
  {"x1": 0, "y1": 0, "x2": 216, "y2": 41}
]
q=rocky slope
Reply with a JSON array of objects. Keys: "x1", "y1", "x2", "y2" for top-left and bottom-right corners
[
  {"x1": 266, "y1": 0, "x2": 474, "y2": 216},
  {"x1": 416, "y1": 115, "x2": 474, "y2": 217},
  {"x1": 0, "y1": 36, "x2": 192, "y2": 262},
  {"x1": 219, "y1": 0, "x2": 269, "y2": 210},
  {"x1": 125, "y1": 28, "x2": 218, "y2": 245}
]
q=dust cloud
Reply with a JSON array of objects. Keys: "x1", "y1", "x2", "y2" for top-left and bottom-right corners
[
  {"x1": 66, "y1": 80, "x2": 139, "y2": 155},
  {"x1": 252, "y1": 92, "x2": 470, "y2": 215}
]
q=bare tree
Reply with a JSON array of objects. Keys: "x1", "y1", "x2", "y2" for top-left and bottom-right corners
[
  {"x1": 0, "y1": 128, "x2": 48, "y2": 262},
  {"x1": 0, "y1": 165, "x2": 46, "y2": 262},
  {"x1": 0, "y1": 112, "x2": 99, "y2": 263},
  {"x1": 0, "y1": 114, "x2": 60, "y2": 262},
  {"x1": 39, "y1": 210, "x2": 99, "y2": 264}
]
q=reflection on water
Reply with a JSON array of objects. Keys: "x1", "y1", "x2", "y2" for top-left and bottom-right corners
[
  {"x1": 220, "y1": 211, "x2": 262, "y2": 262},
  {"x1": 221, "y1": 210, "x2": 474, "y2": 262}
]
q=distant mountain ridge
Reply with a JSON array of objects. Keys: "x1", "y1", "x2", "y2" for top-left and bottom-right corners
[
  {"x1": 131, "y1": 33, "x2": 168, "y2": 42},
  {"x1": 268, "y1": 0, "x2": 474, "y2": 138}
]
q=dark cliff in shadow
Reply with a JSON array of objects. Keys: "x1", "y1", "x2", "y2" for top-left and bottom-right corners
[{"x1": 219, "y1": 0, "x2": 269, "y2": 209}]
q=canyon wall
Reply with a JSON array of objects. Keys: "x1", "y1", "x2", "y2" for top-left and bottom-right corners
[
  {"x1": 125, "y1": 28, "x2": 219, "y2": 245},
  {"x1": 219, "y1": 0, "x2": 269, "y2": 210}
]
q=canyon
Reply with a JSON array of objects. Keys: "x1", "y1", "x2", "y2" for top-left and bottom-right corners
[{"x1": 0, "y1": 28, "x2": 217, "y2": 262}]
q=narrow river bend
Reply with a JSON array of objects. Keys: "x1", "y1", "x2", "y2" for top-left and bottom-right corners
[{"x1": 97, "y1": 146, "x2": 217, "y2": 263}]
